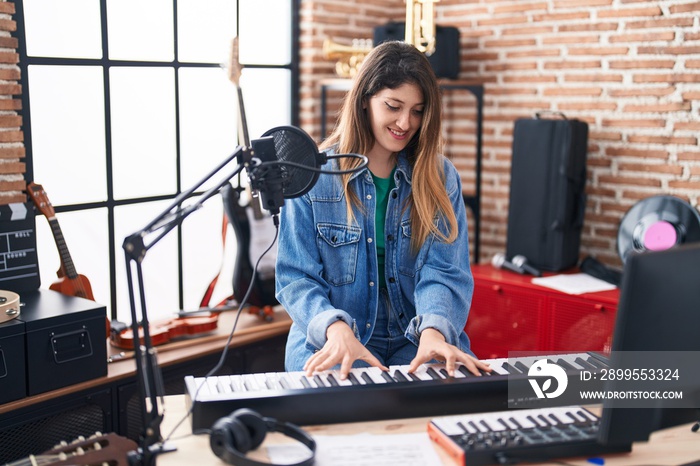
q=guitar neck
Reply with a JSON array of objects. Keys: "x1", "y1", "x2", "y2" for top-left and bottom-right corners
[{"x1": 48, "y1": 217, "x2": 78, "y2": 279}]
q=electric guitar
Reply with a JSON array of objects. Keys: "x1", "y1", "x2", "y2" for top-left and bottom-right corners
[
  {"x1": 27, "y1": 182, "x2": 109, "y2": 336},
  {"x1": 199, "y1": 37, "x2": 277, "y2": 315}
]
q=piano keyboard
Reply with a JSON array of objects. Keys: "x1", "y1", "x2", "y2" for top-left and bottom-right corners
[
  {"x1": 185, "y1": 351, "x2": 609, "y2": 432},
  {"x1": 429, "y1": 406, "x2": 631, "y2": 465}
]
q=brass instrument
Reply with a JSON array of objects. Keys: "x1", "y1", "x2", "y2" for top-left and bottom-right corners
[
  {"x1": 323, "y1": 37, "x2": 373, "y2": 78},
  {"x1": 405, "y1": 0, "x2": 439, "y2": 56}
]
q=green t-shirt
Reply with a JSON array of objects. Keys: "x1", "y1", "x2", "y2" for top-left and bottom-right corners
[{"x1": 371, "y1": 169, "x2": 396, "y2": 288}]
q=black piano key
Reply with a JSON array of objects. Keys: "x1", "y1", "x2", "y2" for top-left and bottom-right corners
[
  {"x1": 574, "y1": 357, "x2": 598, "y2": 372},
  {"x1": 585, "y1": 355, "x2": 609, "y2": 370},
  {"x1": 513, "y1": 361, "x2": 530, "y2": 373},
  {"x1": 555, "y1": 358, "x2": 578, "y2": 372},
  {"x1": 548, "y1": 413, "x2": 563, "y2": 425},
  {"x1": 537, "y1": 414, "x2": 552, "y2": 426},
  {"x1": 497, "y1": 418, "x2": 512, "y2": 430},
  {"x1": 501, "y1": 362, "x2": 521, "y2": 374},
  {"x1": 508, "y1": 417, "x2": 523, "y2": 429},
  {"x1": 479, "y1": 419, "x2": 494, "y2": 431},
  {"x1": 468, "y1": 420, "x2": 481, "y2": 432},
  {"x1": 279, "y1": 377, "x2": 291, "y2": 390},
  {"x1": 565, "y1": 411, "x2": 580, "y2": 423},
  {"x1": 526, "y1": 415, "x2": 541, "y2": 427},
  {"x1": 457, "y1": 421, "x2": 470, "y2": 434},
  {"x1": 458, "y1": 365, "x2": 473, "y2": 377},
  {"x1": 326, "y1": 374, "x2": 339, "y2": 387},
  {"x1": 439, "y1": 368, "x2": 450, "y2": 378},
  {"x1": 381, "y1": 371, "x2": 396, "y2": 383},
  {"x1": 347, "y1": 373, "x2": 361, "y2": 386},
  {"x1": 314, "y1": 375, "x2": 328, "y2": 387},
  {"x1": 407, "y1": 372, "x2": 421, "y2": 381},
  {"x1": 426, "y1": 367, "x2": 443, "y2": 380},
  {"x1": 361, "y1": 372, "x2": 375, "y2": 384},
  {"x1": 299, "y1": 376, "x2": 312, "y2": 389},
  {"x1": 393, "y1": 369, "x2": 409, "y2": 382}
]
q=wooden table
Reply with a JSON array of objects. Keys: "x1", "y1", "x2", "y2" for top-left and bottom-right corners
[{"x1": 157, "y1": 395, "x2": 700, "y2": 466}]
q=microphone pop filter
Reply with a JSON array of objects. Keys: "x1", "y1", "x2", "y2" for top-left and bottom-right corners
[{"x1": 259, "y1": 125, "x2": 322, "y2": 199}]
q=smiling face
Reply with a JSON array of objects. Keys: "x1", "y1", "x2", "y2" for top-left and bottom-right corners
[{"x1": 365, "y1": 82, "x2": 424, "y2": 161}]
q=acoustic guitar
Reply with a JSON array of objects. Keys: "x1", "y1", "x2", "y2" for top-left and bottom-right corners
[
  {"x1": 7, "y1": 432, "x2": 137, "y2": 466},
  {"x1": 27, "y1": 182, "x2": 109, "y2": 337}
]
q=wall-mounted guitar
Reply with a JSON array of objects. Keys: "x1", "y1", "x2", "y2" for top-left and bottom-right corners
[
  {"x1": 27, "y1": 182, "x2": 109, "y2": 338},
  {"x1": 198, "y1": 36, "x2": 278, "y2": 320}
]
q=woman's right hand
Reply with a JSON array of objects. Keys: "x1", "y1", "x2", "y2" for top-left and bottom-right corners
[{"x1": 304, "y1": 320, "x2": 388, "y2": 380}]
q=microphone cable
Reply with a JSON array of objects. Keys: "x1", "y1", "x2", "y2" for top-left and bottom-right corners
[
  {"x1": 161, "y1": 217, "x2": 280, "y2": 443},
  {"x1": 253, "y1": 152, "x2": 369, "y2": 176}
]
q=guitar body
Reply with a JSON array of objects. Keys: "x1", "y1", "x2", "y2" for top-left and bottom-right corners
[
  {"x1": 49, "y1": 273, "x2": 95, "y2": 300},
  {"x1": 222, "y1": 184, "x2": 278, "y2": 309}
]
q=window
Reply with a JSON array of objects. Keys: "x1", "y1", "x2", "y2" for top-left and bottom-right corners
[{"x1": 17, "y1": 0, "x2": 297, "y2": 323}]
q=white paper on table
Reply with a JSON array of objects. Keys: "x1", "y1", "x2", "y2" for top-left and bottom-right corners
[
  {"x1": 531, "y1": 273, "x2": 617, "y2": 295},
  {"x1": 266, "y1": 432, "x2": 442, "y2": 466}
]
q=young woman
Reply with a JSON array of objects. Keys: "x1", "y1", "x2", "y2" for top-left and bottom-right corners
[{"x1": 275, "y1": 40, "x2": 489, "y2": 379}]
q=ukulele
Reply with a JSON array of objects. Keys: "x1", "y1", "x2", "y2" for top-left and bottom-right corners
[
  {"x1": 7, "y1": 432, "x2": 137, "y2": 466},
  {"x1": 27, "y1": 182, "x2": 109, "y2": 337}
]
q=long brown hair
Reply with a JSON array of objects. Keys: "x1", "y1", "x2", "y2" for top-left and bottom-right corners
[{"x1": 320, "y1": 41, "x2": 458, "y2": 252}]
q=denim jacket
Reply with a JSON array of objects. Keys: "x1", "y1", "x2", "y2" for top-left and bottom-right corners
[{"x1": 275, "y1": 149, "x2": 474, "y2": 371}]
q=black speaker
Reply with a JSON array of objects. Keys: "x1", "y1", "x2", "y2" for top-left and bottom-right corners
[
  {"x1": 373, "y1": 22, "x2": 460, "y2": 79},
  {"x1": 210, "y1": 408, "x2": 316, "y2": 466}
]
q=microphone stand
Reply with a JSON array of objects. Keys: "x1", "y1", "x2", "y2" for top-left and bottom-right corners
[{"x1": 122, "y1": 145, "x2": 252, "y2": 466}]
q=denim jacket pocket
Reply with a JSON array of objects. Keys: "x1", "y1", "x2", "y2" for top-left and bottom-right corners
[
  {"x1": 398, "y1": 220, "x2": 419, "y2": 277},
  {"x1": 317, "y1": 222, "x2": 362, "y2": 286}
]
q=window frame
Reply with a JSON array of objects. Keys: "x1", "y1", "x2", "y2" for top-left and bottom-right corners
[{"x1": 15, "y1": 0, "x2": 300, "y2": 321}]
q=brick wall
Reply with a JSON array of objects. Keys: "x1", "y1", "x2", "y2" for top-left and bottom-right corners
[
  {"x1": 299, "y1": 0, "x2": 700, "y2": 268},
  {"x1": 0, "y1": 1, "x2": 24, "y2": 204}
]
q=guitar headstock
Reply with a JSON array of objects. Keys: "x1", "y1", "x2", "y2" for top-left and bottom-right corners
[
  {"x1": 228, "y1": 36, "x2": 243, "y2": 86},
  {"x1": 27, "y1": 181, "x2": 56, "y2": 218},
  {"x1": 35, "y1": 432, "x2": 138, "y2": 466}
]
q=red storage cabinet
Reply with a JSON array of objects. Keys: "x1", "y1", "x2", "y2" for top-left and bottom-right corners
[{"x1": 465, "y1": 264, "x2": 619, "y2": 359}]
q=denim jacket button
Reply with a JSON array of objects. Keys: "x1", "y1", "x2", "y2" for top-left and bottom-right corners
[
  {"x1": 387, "y1": 234, "x2": 394, "y2": 241},
  {"x1": 367, "y1": 238, "x2": 373, "y2": 243},
  {"x1": 388, "y1": 277, "x2": 396, "y2": 283},
  {"x1": 366, "y1": 323, "x2": 371, "y2": 328},
  {"x1": 366, "y1": 194, "x2": 372, "y2": 200},
  {"x1": 369, "y1": 281, "x2": 375, "y2": 287},
  {"x1": 391, "y1": 192, "x2": 398, "y2": 199}
]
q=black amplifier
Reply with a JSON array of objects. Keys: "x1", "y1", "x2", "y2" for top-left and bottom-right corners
[{"x1": 18, "y1": 289, "x2": 107, "y2": 396}]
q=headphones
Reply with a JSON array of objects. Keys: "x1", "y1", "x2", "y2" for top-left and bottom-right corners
[{"x1": 209, "y1": 408, "x2": 316, "y2": 466}]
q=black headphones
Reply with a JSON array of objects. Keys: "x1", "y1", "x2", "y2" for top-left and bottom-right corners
[{"x1": 209, "y1": 408, "x2": 316, "y2": 466}]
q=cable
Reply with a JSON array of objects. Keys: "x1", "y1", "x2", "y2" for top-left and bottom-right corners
[{"x1": 161, "y1": 215, "x2": 280, "y2": 444}]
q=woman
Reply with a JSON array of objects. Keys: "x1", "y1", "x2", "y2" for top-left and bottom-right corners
[{"x1": 275, "y1": 40, "x2": 489, "y2": 380}]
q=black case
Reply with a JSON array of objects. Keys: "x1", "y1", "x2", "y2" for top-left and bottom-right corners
[
  {"x1": 0, "y1": 317, "x2": 26, "y2": 404},
  {"x1": 506, "y1": 112, "x2": 589, "y2": 271},
  {"x1": 18, "y1": 289, "x2": 107, "y2": 396}
]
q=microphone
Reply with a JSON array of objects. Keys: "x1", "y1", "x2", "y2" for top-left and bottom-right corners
[
  {"x1": 512, "y1": 254, "x2": 543, "y2": 277},
  {"x1": 247, "y1": 126, "x2": 368, "y2": 215},
  {"x1": 491, "y1": 253, "x2": 526, "y2": 275}
]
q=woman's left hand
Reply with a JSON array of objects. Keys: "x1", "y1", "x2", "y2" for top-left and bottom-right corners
[{"x1": 407, "y1": 328, "x2": 491, "y2": 377}]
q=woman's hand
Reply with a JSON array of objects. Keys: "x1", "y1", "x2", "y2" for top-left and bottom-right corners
[
  {"x1": 407, "y1": 328, "x2": 491, "y2": 377},
  {"x1": 304, "y1": 320, "x2": 388, "y2": 380}
]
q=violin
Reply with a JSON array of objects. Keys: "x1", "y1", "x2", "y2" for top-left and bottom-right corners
[{"x1": 109, "y1": 314, "x2": 219, "y2": 350}]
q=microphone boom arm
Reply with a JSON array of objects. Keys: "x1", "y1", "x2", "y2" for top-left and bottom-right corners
[{"x1": 122, "y1": 145, "x2": 248, "y2": 466}]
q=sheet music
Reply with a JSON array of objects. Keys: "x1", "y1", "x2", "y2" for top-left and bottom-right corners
[
  {"x1": 267, "y1": 432, "x2": 442, "y2": 466},
  {"x1": 531, "y1": 272, "x2": 617, "y2": 294}
]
